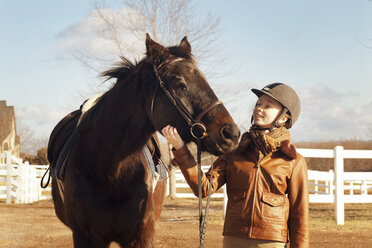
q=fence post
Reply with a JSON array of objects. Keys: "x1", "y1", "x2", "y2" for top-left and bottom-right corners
[
  {"x1": 362, "y1": 181, "x2": 367, "y2": 195},
  {"x1": 329, "y1": 170, "x2": 334, "y2": 194},
  {"x1": 349, "y1": 182, "x2": 353, "y2": 195},
  {"x1": 25, "y1": 161, "x2": 31, "y2": 203},
  {"x1": 223, "y1": 185, "x2": 227, "y2": 218},
  {"x1": 168, "y1": 166, "x2": 177, "y2": 198},
  {"x1": 334, "y1": 146, "x2": 344, "y2": 225},
  {"x1": 31, "y1": 165, "x2": 37, "y2": 202},
  {"x1": 167, "y1": 143, "x2": 177, "y2": 199},
  {"x1": 15, "y1": 162, "x2": 21, "y2": 204},
  {"x1": 6, "y1": 151, "x2": 12, "y2": 204}
]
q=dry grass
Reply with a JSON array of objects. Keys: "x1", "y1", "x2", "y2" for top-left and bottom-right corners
[
  {"x1": 164, "y1": 198, "x2": 372, "y2": 229},
  {"x1": 310, "y1": 203, "x2": 372, "y2": 229}
]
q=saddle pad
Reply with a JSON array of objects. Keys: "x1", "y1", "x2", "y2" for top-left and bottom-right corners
[
  {"x1": 143, "y1": 145, "x2": 167, "y2": 192},
  {"x1": 78, "y1": 92, "x2": 104, "y2": 125}
]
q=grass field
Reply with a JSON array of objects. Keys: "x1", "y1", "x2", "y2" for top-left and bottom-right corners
[
  {"x1": 0, "y1": 198, "x2": 371, "y2": 247},
  {"x1": 310, "y1": 203, "x2": 372, "y2": 230}
]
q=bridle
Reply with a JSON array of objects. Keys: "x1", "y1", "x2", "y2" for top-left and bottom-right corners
[
  {"x1": 151, "y1": 58, "x2": 222, "y2": 139},
  {"x1": 151, "y1": 58, "x2": 220, "y2": 248}
]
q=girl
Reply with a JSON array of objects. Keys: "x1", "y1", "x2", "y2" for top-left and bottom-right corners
[{"x1": 162, "y1": 83, "x2": 309, "y2": 248}]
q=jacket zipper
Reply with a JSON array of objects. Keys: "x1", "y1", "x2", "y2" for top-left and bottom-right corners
[{"x1": 249, "y1": 152, "x2": 265, "y2": 238}]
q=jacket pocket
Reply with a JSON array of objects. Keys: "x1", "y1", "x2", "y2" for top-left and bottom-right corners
[{"x1": 261, "y1": 192, "x2": 286, "y2": 220}]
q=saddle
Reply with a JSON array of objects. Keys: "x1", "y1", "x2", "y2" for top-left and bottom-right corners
[
  {"x1": 49, "y1": 110, "x2": 80, "y2": 181},
  {"x1": 41, "y1": 99, "x2": 166, "y2": 193},
  {"x1": 42, "y1": 94, "x2": 104, "y2": 189},
  {"x1": 40, "y1": 109, "x2": 81, "y2": 191}
]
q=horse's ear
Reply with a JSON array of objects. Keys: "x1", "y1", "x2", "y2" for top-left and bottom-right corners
[
  {"x1": 146, "y1": 33, "x2": 166, "y2": 58},
  {"x1": 179, "y1": 36, "x2": 192, "y2": 54}
]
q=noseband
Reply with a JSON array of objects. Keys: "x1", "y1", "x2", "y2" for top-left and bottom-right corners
[{"x1": 151, "y1": 58, "x2": 222, "y2": 139}]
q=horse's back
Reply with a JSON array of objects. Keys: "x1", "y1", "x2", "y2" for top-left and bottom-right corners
[{"x1": 47, "y1": 109, "x2": 81, "y2": 166}]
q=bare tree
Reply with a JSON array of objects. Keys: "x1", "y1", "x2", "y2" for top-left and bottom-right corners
[
  {"x1": 356, "y1": 37, "x2": 372, "y2": 49},
  {"x1": 75, "y1": 0, "x2": 223, "y2": 75},
  {"x1": 114, "y1": 0, "x2": 221, "y2": 60},
  {"x1": 16, "y1": 119, "x2": 47, "y2": 156}
]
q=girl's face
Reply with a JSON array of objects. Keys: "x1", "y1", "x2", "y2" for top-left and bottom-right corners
[{"x1": 253, "y1": 94, "x2": 284, "y2": 129}]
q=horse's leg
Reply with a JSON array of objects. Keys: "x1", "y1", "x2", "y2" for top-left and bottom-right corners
[
  {"x1": 126, "y1": 181, "x2": 166, "y2": 248},
  {"x1": 73, "y1": 230, "x2": 109, "y2": 248},
  {"x1": 117, "y1": 203, "x2": 156, "y2": 248},
  {"x1": 153, "y1": 180, "x2": 167, "y2": 220},
  {"x1": 138, "y1": 222, "x2": 155, "y2": 248},
  {"x1": 118, "y1": 231, "x2": 155, "y2": 248},
  {"x1": 138, "y1": 200, "x2": 156, "y2": 248},
  {"x1": 117, "y1": 224, "x2": 155, "y2": 248}
]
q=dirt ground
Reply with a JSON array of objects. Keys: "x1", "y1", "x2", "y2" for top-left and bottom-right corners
[{"x1": 0, "y1": 198, "x2": 371, "y2": 248}]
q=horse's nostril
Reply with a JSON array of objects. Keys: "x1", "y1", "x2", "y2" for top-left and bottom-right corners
[{"x1": 220, "y1": 125, "x2": 240, "y2": 142}]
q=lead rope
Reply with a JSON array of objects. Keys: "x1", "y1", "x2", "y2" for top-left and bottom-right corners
[
  {"x1": 197, "y1": 139, "x2": 214, "y2": 248},
  {"x1": 40, "y1": 166, "x2": 51, "y2": 188}
]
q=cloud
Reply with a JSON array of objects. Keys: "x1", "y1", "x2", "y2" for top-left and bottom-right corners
[
  {"x1": 219, "y1": 83, "x2": 372, "y2": 141},
  {"x1": 14, "y1": 82, "x2": 372, "y2": 143},
  {"x1": 291, "y1": 84, "x2": 372, "y2": 141},
  {"x1": 15, "y1": 104, "x2": 67, "y2": 139},
  {"x1": 53, "y1": 7, "x2": 145, "y2": 65}
]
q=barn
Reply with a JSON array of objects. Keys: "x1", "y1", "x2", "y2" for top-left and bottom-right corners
[{"x1": 0, "y1": 100, "x2": 20, "y2": 162}]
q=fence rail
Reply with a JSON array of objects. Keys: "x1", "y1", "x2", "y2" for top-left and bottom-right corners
[
  {"x1": 308, "y1": 170, "x2": 372, "y2": 203},
  {"x1": 171, "y1": 146, "x2": 372, "y2": 225},
  {"x1": 1, "y1": 146, "x2": 372, "y2": 225},
  {"x1": 0, "y1": 152, "x2": 50, "y2": 204},
  {"x1": 173, "y1": 168, "x2": 372, "y2": 202}
]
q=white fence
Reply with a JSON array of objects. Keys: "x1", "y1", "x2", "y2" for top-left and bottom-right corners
[
  {"x1": 173, "y1": 165, "x2": 225, "y2": 199},
  {"x1": 0, "y1": 152, "x2": 50, "y2": 204},
  {"x1": 1, "y1": 146, "x2": 372, "y2": 225},
  {"x1": 171, "y1": 146, "x2": 372, "y2": 225},
  {"x1": 307, "y1": 170, "x2": 372, "y2": 203}
]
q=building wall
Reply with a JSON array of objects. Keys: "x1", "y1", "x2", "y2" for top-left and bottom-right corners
[{"x1": 0, "y1": 101, "x2": 20, "y2": 163}]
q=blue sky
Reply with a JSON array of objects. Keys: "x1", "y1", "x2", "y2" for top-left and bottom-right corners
[{"x1": 1, "y1": 0, "x2": 372, "y2": 148}]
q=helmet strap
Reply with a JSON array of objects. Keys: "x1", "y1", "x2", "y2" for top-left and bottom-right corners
[
  {"x1": 272, "y1": 108, "x2": 288, "y2": 130},
  {"x1": 251, "y1": 124, "x2": 271, "y2": 131},
  {"x1": 251, "y1": 108, "x2": 289, "y2": 132}
]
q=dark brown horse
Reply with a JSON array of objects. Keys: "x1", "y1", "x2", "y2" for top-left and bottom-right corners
[{"x1": 47, "y1": 34, "x2": 240, "y2": 248}]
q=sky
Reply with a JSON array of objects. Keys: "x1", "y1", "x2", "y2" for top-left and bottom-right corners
[{"x1": 1, "y1": 0, "x2": 372, "y2": 152}]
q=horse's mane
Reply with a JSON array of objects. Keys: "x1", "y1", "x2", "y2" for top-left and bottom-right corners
[
  {"x1": 101, "y1": 56, "x2": 142, "y2": 81},
  {"x1": 82, "y1": 46, "x2": 195, "y2": 129},
  {"x1": 101, "y1": 45, "x2": 194, "y2": 81}
]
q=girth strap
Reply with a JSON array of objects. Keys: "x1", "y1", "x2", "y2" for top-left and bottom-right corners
[{"x1": 54, "y1": 128, "x2": 78, "y2": 181}]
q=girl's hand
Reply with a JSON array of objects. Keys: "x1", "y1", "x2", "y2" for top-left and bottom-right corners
[{"x1": 161, "y1": 125, "x2": 185, "y2": 150}]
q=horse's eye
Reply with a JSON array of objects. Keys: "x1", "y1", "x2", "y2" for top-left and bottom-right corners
[{"x1": 174, "y1": 77, "x2": 187, "y2": 90}]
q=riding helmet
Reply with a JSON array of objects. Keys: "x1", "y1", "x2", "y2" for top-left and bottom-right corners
[{"x1": 251, "y1": 82, "x2": 301, "y2": 128}]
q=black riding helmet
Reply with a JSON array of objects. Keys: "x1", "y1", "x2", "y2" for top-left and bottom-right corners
[{"x1": 251, "y1": 82, "x2": 301, "y2": 129}]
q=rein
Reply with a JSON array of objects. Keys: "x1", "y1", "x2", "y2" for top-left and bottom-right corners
[
  {"x1": 151, "y1": 58, "x2": 217, "y2": 248},
  {"x1": 196, "y1": 138, "x2": 214, "y2": 248}
]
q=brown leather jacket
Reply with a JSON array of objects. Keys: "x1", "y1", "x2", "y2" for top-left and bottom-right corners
[{"x1": 172, "y1": 131, "x2": 309, "y2": 248}]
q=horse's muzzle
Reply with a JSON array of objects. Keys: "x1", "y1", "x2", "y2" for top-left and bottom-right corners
[{"x1": 219, "y1": 124, "x2": 240, "y2": 152}]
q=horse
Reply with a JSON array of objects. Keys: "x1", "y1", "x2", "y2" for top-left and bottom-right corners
[{"x1": 47, "y1": 34, "x2": 240, "y2": 248}]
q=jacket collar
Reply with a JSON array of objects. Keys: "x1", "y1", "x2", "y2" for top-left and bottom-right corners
[{"x1": 235, "y1": 127, "x2": 297, "y2": 159}]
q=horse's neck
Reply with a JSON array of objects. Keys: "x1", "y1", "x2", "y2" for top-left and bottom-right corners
[{"x1": 79, "y1": 73, "x2": 155, "y2": 163}]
